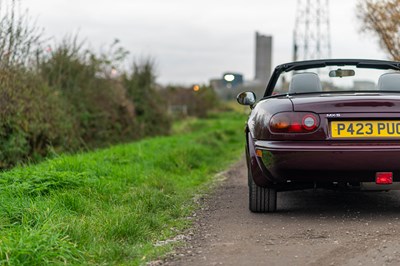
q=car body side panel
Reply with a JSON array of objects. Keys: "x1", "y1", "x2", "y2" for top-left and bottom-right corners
[
  {"x1": 247, "y1": 132, "x2": 274, "y2": 187},
  {"x1": 248, "y1": 97, "x2": 293, "y2": 140}
]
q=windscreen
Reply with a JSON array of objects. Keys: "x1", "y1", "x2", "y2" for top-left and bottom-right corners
[{"x1": 272, "y1": 66, "x2": 400, "y2": 95}]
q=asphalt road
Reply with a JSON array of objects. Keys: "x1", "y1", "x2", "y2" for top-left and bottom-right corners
[{"x1": 163, "y1": 158, "x2": 400, "y2": 266}]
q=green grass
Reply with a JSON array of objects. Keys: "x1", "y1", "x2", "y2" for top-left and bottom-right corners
[{"x1": 0, "y1": 111, "x2": 246, "y2": 265}]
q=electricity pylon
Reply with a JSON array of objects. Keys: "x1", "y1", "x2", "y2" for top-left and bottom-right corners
[{"x1": 293, "y1": 0, "x2": 331, "y2": 61}]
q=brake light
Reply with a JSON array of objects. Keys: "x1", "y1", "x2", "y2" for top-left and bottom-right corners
[
  {"x1": 290, "y1": 122, "x2": 302, "y2": 132},
  {"x1": 376, "y1": 172, "x2": 393, "y2": 184},
  {"x1": 270, "y1": 112, "x2": 320, "y2": 133}
]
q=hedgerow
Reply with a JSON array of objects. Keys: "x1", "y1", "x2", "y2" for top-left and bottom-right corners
[{"x1": 0, "y1": 1, "x2": 174, "y2": 168}]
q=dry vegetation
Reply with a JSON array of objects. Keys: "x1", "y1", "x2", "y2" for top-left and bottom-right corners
[{"x1": 357, "y1": 0, "x2": 400, "y2": 60}]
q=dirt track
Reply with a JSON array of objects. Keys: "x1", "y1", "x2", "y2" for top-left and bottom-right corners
[{"x1": 164, "y1": 158, "x2": 400, "y2": 266}]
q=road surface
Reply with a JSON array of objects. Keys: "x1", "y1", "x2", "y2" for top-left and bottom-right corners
[{"x1": 163, "y1": 158, "x2": 400, "y2": 265}]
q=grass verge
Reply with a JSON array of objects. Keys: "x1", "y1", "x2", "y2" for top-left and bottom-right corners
[{"x1": 0, "y1": 111, "x2": 246, "y2": 265}]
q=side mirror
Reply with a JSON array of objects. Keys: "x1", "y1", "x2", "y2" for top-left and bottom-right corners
[{"x1": 236, "y1": 91, "x2": 256, "y2": 107}]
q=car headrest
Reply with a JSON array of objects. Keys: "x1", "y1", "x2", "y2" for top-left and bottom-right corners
[
  {"x1": 377, "y1": 73, "x2": 400, "y2": 91},
  {"x1": 289, "y1": 72, "x2": 322, "y2": 94}
]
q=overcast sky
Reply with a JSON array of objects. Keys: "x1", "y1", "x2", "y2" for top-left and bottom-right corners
[{"x1": 23, "y1": 0, "x2": 386, "y2": 85}]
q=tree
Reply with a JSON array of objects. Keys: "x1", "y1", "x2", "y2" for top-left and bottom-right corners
[
  {"x1": 357, "y1": 0, "x2": 400, "y2": 60},
  {"x1": 123, "y1": 59, "x2": 171, "y2": 137}
]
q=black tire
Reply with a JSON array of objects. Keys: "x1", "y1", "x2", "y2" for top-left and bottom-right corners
[{"x1": 249, "y1": 177, "x2": 277, "y2": 213}]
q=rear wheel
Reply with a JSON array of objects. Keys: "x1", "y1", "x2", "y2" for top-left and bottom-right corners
[{"x1": 249, "y1": 177, "x2": 277, "y2": 213}]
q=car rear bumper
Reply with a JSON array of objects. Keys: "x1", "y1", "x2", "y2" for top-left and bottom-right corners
[{"x1": 254, "y1": 140, "x2": 400, "y2": 184}]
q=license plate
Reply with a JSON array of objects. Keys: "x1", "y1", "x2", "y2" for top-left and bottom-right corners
[{"x1": 331, "y1": 121, "x2": 400, "y2": 138}]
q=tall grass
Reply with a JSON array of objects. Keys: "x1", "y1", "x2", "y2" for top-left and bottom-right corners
[{"x1": 0, "y1": 111, "x2": 245, "y2": 265}]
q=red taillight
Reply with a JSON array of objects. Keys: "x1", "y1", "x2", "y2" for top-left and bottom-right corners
[
  {"x1": 290, "y1": 122, "x2": 302, "y2": 132},
  {"x1": 376, "y1": 172, "x2": 393, "y2": 184},
  {"x1": 269, "y1": 112, "x2": 319, "y2": 133}
]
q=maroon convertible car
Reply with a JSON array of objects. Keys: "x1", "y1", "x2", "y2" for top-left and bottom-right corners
[{"x1": 237, "y1": 59, "x2": 400, "y2": 212}]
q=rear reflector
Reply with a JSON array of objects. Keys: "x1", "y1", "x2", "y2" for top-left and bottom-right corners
[
  {"x1": 255, "y1": 149, "x2": 263, "y2": 157},
  {"x1": 376, "y1": 172, "x2": 393, "y2": 185}
]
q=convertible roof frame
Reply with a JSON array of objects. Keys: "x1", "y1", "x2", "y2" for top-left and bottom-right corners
[{"x1": 263, "y1": 59, "x2": 400, "y2": 97}]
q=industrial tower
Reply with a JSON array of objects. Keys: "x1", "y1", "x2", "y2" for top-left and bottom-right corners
[
  {"x1": 255, "y1": 32, "x2": 272, "y2": 84},
  {"x1": 293, "y1": 0, "x2": 331, "y2": 61}
]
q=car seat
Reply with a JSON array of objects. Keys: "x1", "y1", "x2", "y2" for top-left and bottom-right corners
[
  {"x1": 377, "y1": 73, "x2": 400, "y2": 91},
  {"x1": 289, "y1": 72, "x2": 322, "y2": 94}
]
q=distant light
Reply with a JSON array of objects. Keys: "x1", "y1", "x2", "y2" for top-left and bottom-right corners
[
  {"x1": 224, "y1": 74, "x2": 235, "y2": 82},
  {"x1": 193, "y1": 85, "x2": 200, "y2": 91},
  {"x1": 111, "y1": 68, "x2": 118, "y2": 76}
]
